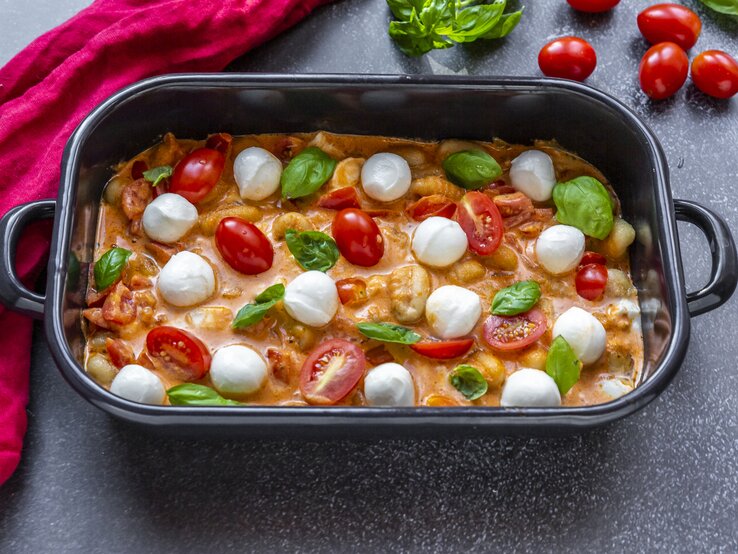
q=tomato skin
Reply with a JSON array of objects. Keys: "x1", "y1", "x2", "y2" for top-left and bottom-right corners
[
  {"x1": 410, "y1": 339, "x2": 474, "y2": 360},
  {"x1": 637, "y1": 4, "x2": 701, "y2": 51},
  {"x1": 169, "y1": 147, "x2": 225, "y2": 203},
  {"x1": 300, "y1": 339, "x2": 366, "y2": 405},
  {"x1": 575, "y1": 263, "x2": 609, "y2": 300},
  {"x1": 205, "y1": 133, "x2": 232, "y2": 155},
  {"x1": 456, "y1": 191, "x2": 504, "y2": 256},
  {"x1": 146, "y1": 326, "x2": 211, "y2": 380},
  {"x1": 639, "y1": 42, "x2": 689, "y2": 100},
  {"x1": 691, "y1": 50, "x2": 738, "y2": 99},
  {"x1": 406, "y1": 195, "x2": 457, "y2": 221},
  {"x1": 335, "y1": 278, "x2": 368, "y2": 305},
  {"x1": 317, "y1": 187, "x2": 361, "y2": 210},
  {"x1": 332, "y1": 208, "x2": 385, "y2": 267},
  {"x1": 538, "y1": 37, "x2": 597, "y2": 81},
  {"x1": 482, "y1": 309, "x2": 548, "y2": 351},
  {"x1": 567, "y1": 0, "x2": 619, "y2": 13},
  {"x1": 580, "y1": 251, "x2": 607, "y2": 267},
  {"x1": 215, "y1": 217, "x2": 274, "y2": 275},
  {"x1": 131, "y1": 160, "x2": 148, "y2": 180}
]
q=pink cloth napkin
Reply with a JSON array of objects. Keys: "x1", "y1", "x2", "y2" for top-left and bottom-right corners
[{"x1": 0, "y1": 0, "x2": 336, "y2": 486}]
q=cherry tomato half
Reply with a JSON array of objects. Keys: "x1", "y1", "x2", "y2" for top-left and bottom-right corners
[
  {"x1": 456, "y1": 191, "x2": 504, "y2": 256},
  {"x1": 215, "y1": 216, "x2": 274, "y2": 275},
  {"x1": 335, "y1": 277, "x2": 368, "y2": 305},
  {"x1": 317, "y1": 187, "x2": 361, "y2": 210},
  {"x1": 300, "y1": 339, "x2": 366, "y2": 405},
  {"x1": 575, "y1": 263, "x2": 609, "y2": 300},
  {"x1": 639, "y1": 42, "x2": 689, "y2": 100},
  {"x1": 169, "y1": 147, "x2": 225, "y2": 203},
  {"x1": 483, "y1": 309, "x2": 548, "y2": 351},
  {"x1": 691, "y1": 50, "x2": 738, "y2": 99},
  {"x1": 538, "y1": 37, "x2": 597, "y2": 81},
  {"x1": 567, "y1": 0, "x2": 620, "y2": 13},
  {"x1": 146, "y1": 326, "x2": 212, "y2": 380},
  {"x1": 580, "y1": 251, "x2": 607, "y2": 267},
  {"x1": 410, "y1": 339, "x2": 474, "y2": 360},
  {"x1": 332, "y1": 208, "x2": 385, "y2": 267},
  {"x1": 637, "y1": 4, "x2": 701, "y2": 51},
  {"x1": 406, "y1": 195, "x2": 457, "y2": 221}
]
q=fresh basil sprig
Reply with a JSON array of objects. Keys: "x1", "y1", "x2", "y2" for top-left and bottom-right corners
[
  {"x1": 491, "y1": 280, "x2": 541, "y2": 316},
  {"x1": 442, "y1": 149, "x2": 502, "y2": 190},
  {"x1": 167, "y1": 384, "x2": 244, "y2": 406},
  {"x1": 449, "y1": 364, "x2": 488, "y2": 400},
  {"x1": 142, "y1": 165, "x2": 173, "y2": 187},
  {"x1": 285, "y1": 229, "x2": 340, "y2": 272},
  {"x1": 357, "y1": 322, "x2": 422, "y2": 344},
  {"x1": 93, "y1": 247, "x2": 132, "y2": 290},
  {"x1": 553, "y1": 176, "x2": 614, "y2": 240},
  {"x1": 281, "y1": 147, "x2": 337, "y2": 199},
  {"x1": 232, "y1": 283, "x2": 285, "y2": 329},
  {"x1": 545, "y1": 336, "x2": 582, "y2": 395},
  {"x1": 698, "y1": 0, "x2": 738, "y2": 15}
]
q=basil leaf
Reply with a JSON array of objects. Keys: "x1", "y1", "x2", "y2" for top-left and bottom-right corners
[
  {"x1": 699, "y1": 0, "x2": 738, "y2": 15},
  {"x1": 491, "y1": 281, "x2": 541, "y2": 316},
  {"x1": 443, "y1": 2, "x2": 505, "y2": 42},
  {"x1": 449, "y1": 364, "x2": 488, "y2": 400},
  {"x1": 285, "y1": 230, "x2": 340, "y2": 272},
  {"x1": 281, "y1": 147, "x2": 336, "y2": 199},
  {"x1": 442, "y1": 149, "x2": 502, "y2": 189},
  {"x1": 233, "y1": 284, "x2": 285, "y2": 329},
  {"x1": 142, "y1": 165, "x2": 173, "y2": 187},
  {"x1": 255, "y1": 283, "x2": 285, "y2": 303},
  {"x1": 386, "y1": 0, "x2": 426, "y2": 20},
  {"x1": 481, "y1": 8, "x2": 523, "y2": 39},
  {"x1": 167, "y1": 384, "x2": 244, "y2": 406},
  {"x1": 545, "y1": 336, "x2": 582, "y2": 395},
  {"x1": 356, "y1": 322, "x2": 422, "y2": 344},
  {"x1": 553, "y1": 176, "x2": 614, "y2": 240},
  {"x1": 93, "y1": 247, "x2": 132, "y2": 290}
]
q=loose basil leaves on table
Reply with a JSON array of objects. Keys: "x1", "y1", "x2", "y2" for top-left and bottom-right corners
[
  {"x1": 93, "y1": 247, "x2": 132, "y2": 291},
  {"x1": 356, "y1": 322, "x2": 422, "y2": 344},
  {"x1": 232, "y1": 283, "x2": 285, "y2": 329},
  {"x1": 285, "y1": 229, "x2": 340, "y2": 272},
  {"x1": 142, "y1": 165, "x2": 173, "y2": 187},
  {"x1": 449, "y1": 364, "x2": 488, "y2": 400},
  {"x1": 553, "y1": 176, "x2": 614, "y2": 240},
  {"x1": 281, "y1": 147, "x2": 337, "y2": 199},
  {"x1": 442, "y1": 149, "x2": 502, "y2": 190},
  {"x1": 167, "y1": 384, "x2": 244, "y2": 406},
  {"x1": 491, "y1": 280, "x2": 541, "y2": 316},
  {"x1": 545, "y1": 336, "x2": 582, "y2": 395}
]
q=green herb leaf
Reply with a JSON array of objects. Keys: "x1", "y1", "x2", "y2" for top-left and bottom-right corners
[
  {"x1": 387, "y1": 0, "x2": 427, "y2": 20},
  {"x1": 356, "y1": 322, "x2": 422, "y2": 344},
  {"x1": 93, "y1": 247, "x2": 132, "y2": 290},
  {"x1": 442, "y1": 2, "x2": 506, "y2": 42},
  {"x1": 545, "y1": 336, "x2": 582, "y2": 395},
  {"x1": 449, "y1": 364, "x2": 488, "y2": 400},
  {"x1": 255, "y1": 283, "x2": 286, "y2": 303},
  {"x1": 233, "y1": 284, "x2": 285, "y2": 329},
  {"x1": 281, "y1": 147, "x2": 337, "y2": 199},
  {"x1": 481, "y1": 8, "x2": 523, "y2": 39},
  {"x1": 442, "y1": 149, "x2": 502, "y2": 189},
  {"x1": 491, "y1": 280, "x2": 541, "y2": 316},
  {"x1": 698, "y1": 0, "x2": 738, "y2": 15},
  {"x1": 167, "y1": 384, "x2": 244, "y2": 406},
  {"x1": 553, "y1": 176, "x2": 614, "y2": 240},
  {"x1": 142, "y1": 165, "x2": 173, "y2": 187},
  {"x1": 285, "y1": 230, "x2": 340, "y2": 272}
]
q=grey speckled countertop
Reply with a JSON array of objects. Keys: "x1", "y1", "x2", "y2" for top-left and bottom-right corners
[{"x1": 1, "y1": 0, "x2": 737, "y2": 552}]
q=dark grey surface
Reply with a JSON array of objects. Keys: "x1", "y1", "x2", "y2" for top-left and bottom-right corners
[{"x1": 1, "y1": 0, "x2": 737, "y2": 552}]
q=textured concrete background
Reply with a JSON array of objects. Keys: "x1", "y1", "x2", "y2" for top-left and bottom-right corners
[{"x1": 1, "y1": 0, "x2": 737, "y2": 552}]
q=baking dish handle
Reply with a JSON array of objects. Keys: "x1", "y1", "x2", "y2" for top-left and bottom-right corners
[
  {"x1": 674, "y1": 199, "x2": 737, "y2": 317},
  {"x1": 0, "y1": 199, "x2": 56, "y2": 319}
]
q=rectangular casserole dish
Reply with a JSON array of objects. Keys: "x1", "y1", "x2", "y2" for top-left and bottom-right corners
[{"x1": 1, "y1": 74, "x2": 735, "y2": 436}]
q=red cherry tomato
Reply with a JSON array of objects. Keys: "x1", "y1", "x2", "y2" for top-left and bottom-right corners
[
  {"x1": 215, "y1": 216, "x2": 274, "y2": 275},
  {"x1": 332, "y1": 208, "x2": 385, "y2": 267},
  {"x1": 131, "y1": 160, "x2": 148, "y2": 180},
  {"x1": 639, "y1": 42, "x2": 689, "y2": 100},
  {"x1": 483, "y1": 309, "x2": 548, "y2": 351},
  {"x1": 691, "y1": 50, "x2": 738, "y2": 99},
  {"x1": 575, "y1": 263, "x2": 609, "y2": 300},
  {"x1": 300, "y1": 339, "x2": 366, "y2": 405},
  {"x1": 538, "y1": 37, "x2": 597, "y2": 81},
  {"x1": 410, "y1": 339, "x2": 474, "y2": 360},
  {"x1": 169, "y1": 147, "x2": 225, "y2": 203},
  {"x1": 317, "y1": 187, "x2": 361, "y2": 210},
  {"x1": 567, "y1": 0, "x2": 620, "y2": 13},
  {"x1": 406, "y1": 195, "x2": 457, "y2": 221},
  {"x1": 205, "y1": 133, "x2": 232, "y2": 155},
  {"x1": 335, "y1": 278, "x2": 368, "y2": 305},
  {"x1": 580, "y1": 251, "x2": 607, "y2": 267},
  {"x1": 456, "y1": 191, "x2": 504, "y2": 256},
  {"x1": 146, "y1": 326, "x2": 211, "y2": 380},
  {"x1": 637, "y1": 4, "x2": 701, "y2": 51}
]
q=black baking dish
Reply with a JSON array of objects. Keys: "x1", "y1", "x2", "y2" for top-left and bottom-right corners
[{"x1": 1, "y1": 74, "x2": 735, "y2": 437}]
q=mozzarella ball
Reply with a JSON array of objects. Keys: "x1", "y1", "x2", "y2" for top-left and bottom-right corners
[
  {"x1": 233, "y1": 147, "x2": 283, "y2": 201},
  {"x1": 412, "y1": 217, "x2": 468, "y2": 268},
  {"x1": 158, "y1": 251, "x2": 216, "y2": 307},
  {"x1": 500, "y1": 368, "x2": 561, "y2": 407},
  {"x1": 210, "y1": 345, "x2": 267, "y2": 395},
  {"x1": 535, "y1": 225, "x2": 585, "y2": 274},
  {"x1": 553, "y1": 306, "x2": 607, "y2": 365},
  {"x1": 425, "y1": 285, "x2": 482, "y2": 339},
  {"x1": 283, "y1": 270, "x2": 339, "y2": 327},
  {"x1": 509, "y1": 150, "x2": 556, "y2": 202},
  {"x1": 364, "y1": 363, "x2": 415, "y2": 406},
  {"x1": 142, "y1": 193, "x2": 198, "y2": 243},
  {"x1": 110, "y1": 364, "x2": 165, "y2": 405},
  {"x1": 361, "y1": 152, "x2": 412, "y2": 202}
]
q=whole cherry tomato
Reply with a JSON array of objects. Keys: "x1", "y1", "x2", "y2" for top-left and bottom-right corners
[
  {"x1": 691, "y1": 50, "x2": 738, "y2": 99},
  {"x1": 406, "y1": 195, "x2": 457, "y2": 221},
  {"x1": 332, "y1": 208, "x2": 385, "y2": 267},
  {"x1": 300, "y1": 339, "x2": 366, "y2": 405},
  {"x1": 456, "y1": 191, "x2": 504, "y2": 256},
  {"x1": 575, "y1": 263, "x2": 609, "y2": 300},
  {"x1": 580, "y1": 251, "x2": 607, "y2": 267},
  {"x1": 637, "y1": 4, "x2": 701, "y2": 51},
  {"x1": 205, "y1": 133, "x2": 232, "y2": 155},
  {"x1": 538, "y1": 37, "x2": 597, "y2": 81},
  {"x1": 169, "y1": 147, "x2": 225, "y2": 203},
  {"x1": 567, "y1": 0, "x2": 620, "y2": 13},
  {"x1": 146, "y1": 326, "x2": 211, "y2": 380},
  {"x1": 410, "y1": 339, "x2": 474, "y2": 360},
  {"x1": 639, "y1": 42, "x2": 689, "y2": 100},
  {"x1": 215, "y1": 217, "x2": 274, "y2": 275},
  {"x1": 483, "y1": 309, "x2": 548, "y2": 351}
]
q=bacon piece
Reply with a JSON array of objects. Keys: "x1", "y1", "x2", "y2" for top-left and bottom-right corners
[
  {"x1": 82, "y1": 308, "x2": 110, "y2": 329},
  {"x1": 101, "y1": 282, "x2": 137, "y2": 325},
  {"x1": 127, "y1": 274, "x2": 152, "y2": 290},
  {"x1": 484, "y1": 180, "x2": 516, "y2": 197},
  {"x1": 105, "y1": 338, "x2": 135, "y2": 369},
  {"x1": 267, "y1": 348, "x2": 292, "y2": 384},
  {"x1": 121, "y1": 178, "x2": 152, "y2": 222},
  {"x1": 493, "y1": 192, "x2": 534, "y2": 217},
  {"x1": 145, "y1": 241, "x2": 179, "y2": 265},
  {"x1": 365, "y1": 345, "x2": 394, "y2": 366},
  {"x1": 275, "y1": 136, "x2": 305, "y2": 161}
]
